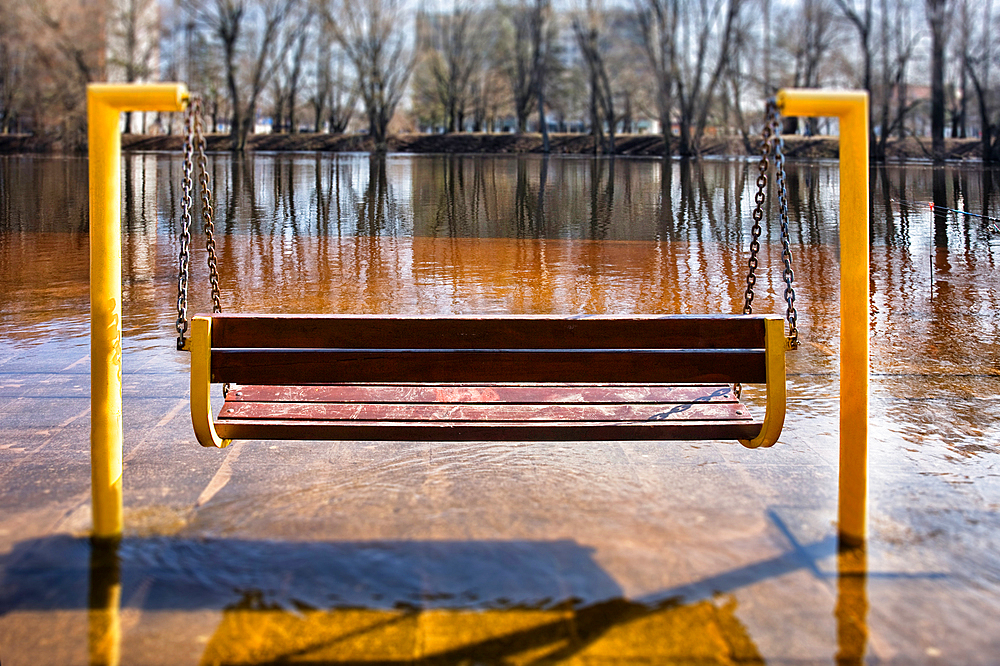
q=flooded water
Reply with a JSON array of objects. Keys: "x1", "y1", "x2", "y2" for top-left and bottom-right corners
[{"x1": 1, "y1": 152, "x2": 999, "y2": 664}]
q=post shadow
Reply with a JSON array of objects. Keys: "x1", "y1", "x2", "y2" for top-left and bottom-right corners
[
  {"x1": 835, "y1": 543, "x2": 869, "y2": 666},
  {"x1": 88, "y1": 538, "x2": 121, "y2": 666},
  {"x1": 0, "y1": 515, "x2": 904, "y2": 663}
]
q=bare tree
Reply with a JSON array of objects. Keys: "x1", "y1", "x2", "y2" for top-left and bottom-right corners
[
  {"x1": 673, "y1": 0, "x2": 744, "y2": 155},
  {"x1": 269, "y1": 12, "x2": 313, "y2": 134},
  {"x1": 876, "y1": 0, "x2": 918, "y2": 151},
  {"x1": 188, "y1": 0, "x2": 301, "y2": 150},
  {"x1": 326, "y1": 45, "x2": 358, "y2": 133},
  {"x1": 572, "y1": 0, "x2": 618, "y2": 153},
  {"x1": 322, "y1": 0, "x2": 415, "y2": 150},
  {"x1": 722, "y1": 4, "x2": 756, "y2": 151},
  {"x1": 789, "y1": 0, "x2": 836, "y2": 134},
  {"x1": 925, "y1": 0, "x2": 948, "y2": 160},
  {"x1": 639, "y1": 0, "x2": 746, "y2": 155},
  {"x1": 307, "y1": 14, "x2": 357, "y2": 133},
  {"x1": 833, "y1": 0, "x2": 874, "y2": 144},
  {"x1": 949, "y1": 0, "x2": 967, "y2": 137},
  {"x1": 501, "y1": 0, "x2": 555, "y2": 144},
  {"x1": 0, "y1": 0, "x2": 28, "y2": 133},
  {"x1": 961, "y1": 0, "x2": 999, "y2": 161},
  {"x1": 309, "y1": 18, "x2": 333, "y2": 132},
  {"x1": 162, "y1": 1, "x2": 225, "y2": 133},
  {"x1": 636, "y1": 0, "x2": 678, "y2": 156},
  {"x1": 22, "y1": 0, "x2": 106, "y2": 146},
  {"x1": 417, "y1": 3, "x2": 485, "y2": 132},
  {"x1": 530, "y1": 0, "x2": 555, "y2": 151},
  {"x1": 502, "y1": 2, "x2": 536, "y2": 133},
  {"x1": 827, "y1": 0, "x2": 917, "y2": 156},
  {"x1": 106, "y1": 0, "x2": 159, "y2": 133},
  {"x1": 284, "y1": 14, "x2": 312, "y2": 133},
  {"x1": 469, "y1": 63, "x2": 507, "y2": 132},
  {"x1": 270, "y1": 69, "x2": 288, "y2": 132}
]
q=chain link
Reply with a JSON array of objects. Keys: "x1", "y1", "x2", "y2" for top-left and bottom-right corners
[
  {"x1": 771, "y1": 111, "x2": 799, "y2": 348},
  {"x1": 176, "y1": 95, "x2": 223, "y2": 350},
  {"x1": 176, "y1": 103, "x2": 197, "y2": 350},
  {"x1": 743, "y1": 117, "x2": 772, "y2": 316},
  {"x1": 737, "y1": 99, "x2": 800, "y2": 397},
  {"x1": 193, "y1": 110, "x2": 223, "y2": 314},
  {"x1": 742, "y1": 99, "x2": 798, "y2": 346}
]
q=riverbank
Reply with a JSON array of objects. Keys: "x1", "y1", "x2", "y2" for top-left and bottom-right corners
[{"x1": 0, "y1": 130, "x2": 986, "y2": 160}]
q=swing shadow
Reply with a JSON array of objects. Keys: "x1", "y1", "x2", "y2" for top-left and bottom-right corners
[
  {"x1": 0, "y1": 511, "x2": 938, "y2": 665},
  {"x1": 647, "y1": 385, "x2": 733, "y2": 420}
]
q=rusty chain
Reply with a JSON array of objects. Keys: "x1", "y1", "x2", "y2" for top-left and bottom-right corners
[
  {"x1": 743, "y1": 98, "x2": 798, "y2": 346},
  {"x1": 176, "y1": 95, "x2": 223, "y2": 351},
  {"x1": 175, "y1": 102, "x2": 196, "y2": 350},
  {"x1": 193, "y1": 107, "x2": 222, "y2": 314},
  {"x1": 737, "y1": 99, "x2": 799, "y2": 398}
]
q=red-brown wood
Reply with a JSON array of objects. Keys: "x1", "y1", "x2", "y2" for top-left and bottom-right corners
[
  {"x1": 220, "y1": 400, "x2": 751, "y2": 422},
  {"x1": 212, "y1": 381, "x2": 762, "y2": 441},
  {"x1": 227, "y1": 383, "x2": 739, "y2": 405},
  {"x1": 201, "y1": 314, "x2": 775, "y2": 442},
  {"x1": 209, "y1": 314, "x2": 768, "y2": 350},
  {"x1": 213, "y1": 418, "x2": 762, "y2": 442},
  {"x1": 210, "y1": 349, "x2": 766, "y2": 385}
]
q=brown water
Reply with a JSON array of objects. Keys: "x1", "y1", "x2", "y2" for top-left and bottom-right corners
[{"x1": 1, "y1": 153, "x2": 999, "y2": 664}]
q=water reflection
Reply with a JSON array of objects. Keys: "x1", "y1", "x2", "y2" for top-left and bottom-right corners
[
  {"x1": 3, "y1": 153, "x2": 1000, "y2": 454},
  {"x1": 4, "y1": 152, "x2": 1000, "y2": 661}
]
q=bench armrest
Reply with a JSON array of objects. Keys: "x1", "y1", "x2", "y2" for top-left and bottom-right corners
[
  {"x1": 191, "y1": 316, "x2": 232, "y2": 449},
  {"x1": 739, "y1": 316, "x2": 786, "y2": 448}
]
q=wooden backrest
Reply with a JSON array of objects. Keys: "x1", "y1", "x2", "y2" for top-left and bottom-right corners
[{"x1": 205, "y1": 314, "x2": 774, "y2": 386}]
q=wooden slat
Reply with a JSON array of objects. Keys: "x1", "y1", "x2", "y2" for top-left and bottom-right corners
[
  {"x1": 218, "y1": 401, "x2": 753, "y2": 422},
  {"x1": 208, "y1": 314, "x2": 768, "y2": 351},
  {"x1": 213, "y1": 419, "x2": 763, "y2": 442},
  {"x1": 210, "y1": 349, "x2": 766, "y2": 385},
  {"x1": 213, "y1": 380, "x2": 762, "y2": 442},
  {"x1": 200, "y1": 314, "x2": 779, "y2": 443},
  {"x1": 227, "y1": 383, "x2": 740, "y2": 405}
]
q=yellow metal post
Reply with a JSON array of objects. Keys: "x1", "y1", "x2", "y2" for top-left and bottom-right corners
[
  {"x1": 776, "y1": 89, "x2": 870, "y2": 547},
  {"x1": 88, "y1": 84, "x2": 188, "y2": 540}
]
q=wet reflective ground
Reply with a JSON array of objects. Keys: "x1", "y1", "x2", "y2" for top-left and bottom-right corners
[{"x1": 1, "y1": 153, "x2": 999, "y2": 664}]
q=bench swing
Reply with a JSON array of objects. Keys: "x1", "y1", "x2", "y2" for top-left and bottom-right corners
[{"x1": 176, "y1": 98, "x2": 799, "y2": 451}]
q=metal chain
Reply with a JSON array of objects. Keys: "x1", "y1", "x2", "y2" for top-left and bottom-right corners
[
  {"x1": 743, "y1": 114, "x2": 773, "y2": 316},
  {"x1": 175, "y1": 103, "x2": 197, "y2": 350},
  {"x1": 192, "y1": 107, "x2": 223, "y2": 314},
  {"x1": 771, "y1": 109, "x2": 799, "y2": 348},
  {"x1": 736, "y1": 99, "x2": 800, "y2": 398},
  {"x1": 175, "y1": 95, "x2": 223, "y2": 351},
  {"x1": 189, "y1": 99, "x2": 229, "y2": 396},
  {"x1": 742, "y1": 99, "x2": 798, "y2": 345}
]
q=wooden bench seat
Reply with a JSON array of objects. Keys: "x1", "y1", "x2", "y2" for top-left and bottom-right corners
[{"x1": 189, "y1": 314, "x2": 786, "y2": 449}]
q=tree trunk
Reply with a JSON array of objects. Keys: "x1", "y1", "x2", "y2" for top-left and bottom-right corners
[
  {"x1": 225, "y1": 38, "x2": 244, "y2": 151},
  {"x1": 537, "y1": 85, "x2": 549, "y2": 153},
  {"x1": 926, "y1": 0, "x2": 947, "y2": 161}
]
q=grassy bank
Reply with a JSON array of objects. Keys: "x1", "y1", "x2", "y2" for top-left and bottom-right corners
[{"x1": 0, "y1": 131, "x2": 986, "y2": 161}]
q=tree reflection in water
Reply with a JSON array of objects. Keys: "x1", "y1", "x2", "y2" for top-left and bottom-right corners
[{"x1": 1, "y1": 154, "x2": 999, "y2": 663}]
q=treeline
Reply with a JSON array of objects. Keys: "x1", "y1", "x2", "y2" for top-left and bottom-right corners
[{"x1": 1, "y1": 0, "x2": 998, "y2": 161}]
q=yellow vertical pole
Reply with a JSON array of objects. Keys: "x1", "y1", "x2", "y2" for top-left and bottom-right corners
[
  {"x1": 776, "y1": 89, "x2": 870, "y2": 546},
  {"x1": 88, "y1": 84, "x2": 188, "y2": 540}
]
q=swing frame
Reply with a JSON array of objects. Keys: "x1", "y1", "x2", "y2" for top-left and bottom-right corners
[{"x1": 86, "y1": 84, "x2": 869, "y2": 546}]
